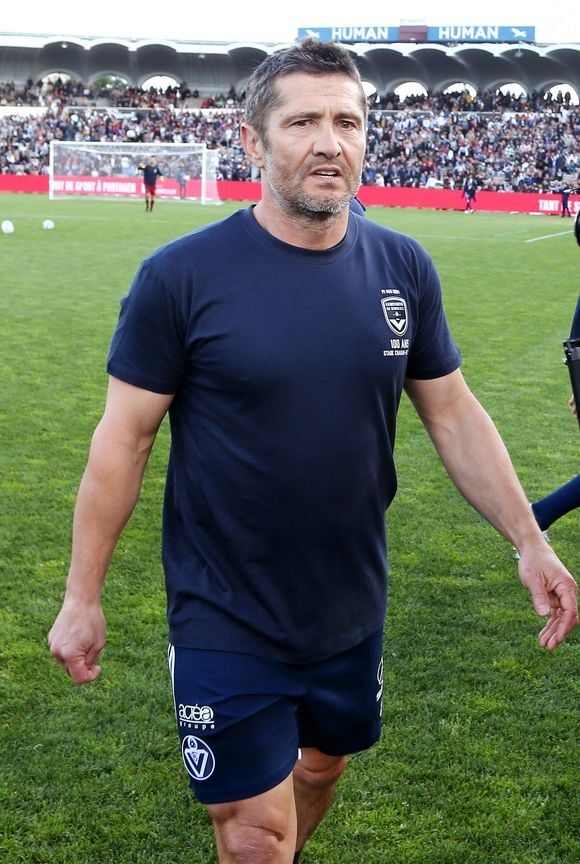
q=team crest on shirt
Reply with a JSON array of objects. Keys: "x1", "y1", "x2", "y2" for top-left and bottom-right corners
[
  {"x1": 182, "y1": 735, "x2": 216, "y2": 781},
  {"x1": 381, "y1": 296, "x2": 408, "y2": 336}
]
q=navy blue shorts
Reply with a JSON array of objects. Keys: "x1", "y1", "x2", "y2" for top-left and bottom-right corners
[{"x1": 168, "y1": 628, "x2": 384, "y2": 805}]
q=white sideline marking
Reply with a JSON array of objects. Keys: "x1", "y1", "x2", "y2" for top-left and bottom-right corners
[{"x1": 525, "y1": 229, "x2": 573, "y2": 243}]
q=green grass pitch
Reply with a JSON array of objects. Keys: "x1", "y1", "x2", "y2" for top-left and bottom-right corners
[{"x1": 0, "y1": 193, "x2": 578, "y2": 863}]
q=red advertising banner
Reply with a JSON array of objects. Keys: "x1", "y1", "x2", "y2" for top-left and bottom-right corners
[
  {"x1": 0, "y1": 174, "x2": 48, "y2": 194},
  {"x1": 0, "y1": 174, "x2": 577, "y2": 217},
  {"x1": 356, "y1": 185, "x2": 579, "y2": 216},
  {"x1": 51, "y1": 175, "x2": 196, "y2": 198}
]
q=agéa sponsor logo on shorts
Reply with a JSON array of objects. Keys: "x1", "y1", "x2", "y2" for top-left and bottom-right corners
[{"x1": 178, "y1": 702, "x2": 215, "y2": 730}]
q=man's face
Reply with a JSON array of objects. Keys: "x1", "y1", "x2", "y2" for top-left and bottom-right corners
[{"x1": 252, "y1": 72, "x2": 367, "y2": 218}]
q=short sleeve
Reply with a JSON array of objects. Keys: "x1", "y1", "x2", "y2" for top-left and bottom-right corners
[
  {"x1": 405, "y1": 246, "x2": 462, "y2": 380},
  {"x1": 107, "y1": 259, "x2": 186, "y2": 394}
]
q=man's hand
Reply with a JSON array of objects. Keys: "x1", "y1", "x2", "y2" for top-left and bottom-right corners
[
  {"x1": 518, "y1": 543, "x2": 578, "y2": 649},
  {"x1": 48, "y1": 596, "x2": 106, "y2": 684}
]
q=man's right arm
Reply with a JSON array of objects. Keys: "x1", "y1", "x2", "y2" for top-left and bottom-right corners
[{"x1": 48, "y1": 376, "x2": 173, "y2": 684}]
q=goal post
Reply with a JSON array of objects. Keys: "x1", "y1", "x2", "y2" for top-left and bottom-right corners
[{"x1": 48, "y1": 141, "x2": 222, "y2": 204}]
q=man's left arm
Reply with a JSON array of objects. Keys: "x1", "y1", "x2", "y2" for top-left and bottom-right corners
[{"x1": 405, "y1": 368, "x2": 578, "y2": 649}]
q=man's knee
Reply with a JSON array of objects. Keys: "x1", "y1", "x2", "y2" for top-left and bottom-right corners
[
  {"x1": 293, "y1": 749, "x2": 348, "y2": 790},
  {"x1": 210, "y1": 814, "x2": 284, "y2": 863},
  {"x1": 206, "y1": 775, "x2": 296, "y2": 863}
]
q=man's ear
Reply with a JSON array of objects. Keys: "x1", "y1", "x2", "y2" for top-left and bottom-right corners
[{"x1": 241, "y1": 123, "x2": 265, "y2": 168}]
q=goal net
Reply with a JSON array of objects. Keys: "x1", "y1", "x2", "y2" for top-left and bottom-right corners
[{"x1": 48, "y1": 141, "x2": 222, "y2": 204}]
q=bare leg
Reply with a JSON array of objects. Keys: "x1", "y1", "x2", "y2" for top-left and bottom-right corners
[
  {"x1": 293, "y1": 748, "x2": 348, "y2": 857},
  {"x1": 207, "y1": 772, "x2": 297, "y2": 864}
]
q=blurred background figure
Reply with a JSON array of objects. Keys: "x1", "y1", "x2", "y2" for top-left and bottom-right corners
[{"x1": 531, "y1": 288, "x2": 580, "y2": 531}]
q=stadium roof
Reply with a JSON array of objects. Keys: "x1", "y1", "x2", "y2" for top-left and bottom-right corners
[{"x1": 1, "y1": 32, "x2": 579, "y2": 97}]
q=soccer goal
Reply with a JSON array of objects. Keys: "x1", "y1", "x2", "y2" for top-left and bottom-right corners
[{"x1": 48, "y1": 141, "x2": 222, "y2": 204}]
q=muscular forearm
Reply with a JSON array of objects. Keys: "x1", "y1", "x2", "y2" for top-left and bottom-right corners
[
  {"x1": 49, "y1": 378, "x2": 171, "y2": 682},
  {"x1": 406, "y1": 370, "x2": 578, "y2": 648},
  {"x1": 65, "y1": 419, "x2": 152, "y2": 602},
  {"x1": 407, "y1": 378, "x2": 541, "y2": 550},
  {"x1": 431, "y1": 397, "x2": 539, "y2": 545}
]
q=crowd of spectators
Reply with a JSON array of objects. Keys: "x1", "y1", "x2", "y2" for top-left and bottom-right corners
[
  {"x1": 1, "y1": 78, "x2": 578, "y2": 193},
  {"x1": 363, "y1": 101, "x2": 578, "y2": 192},
  {"x1": 1, "y1": 78, "x2": 241, "y2": 110}
]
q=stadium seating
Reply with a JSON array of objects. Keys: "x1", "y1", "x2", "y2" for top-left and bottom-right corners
[{"x1": 1, "y1": 82, "x2": 578, "y2": 192}]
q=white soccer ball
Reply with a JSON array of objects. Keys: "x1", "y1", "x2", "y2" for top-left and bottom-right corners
[
  {"x1": 1, "y1": 220, "x2": 14, "y2": 234},
  {"x1": 42, "y1": 219, "x2": 55, "y2": 231}
]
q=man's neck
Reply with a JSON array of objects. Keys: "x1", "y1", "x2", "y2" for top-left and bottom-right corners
[{"x1": 252, "y1": 200, "x2": 349, "y2": 251}]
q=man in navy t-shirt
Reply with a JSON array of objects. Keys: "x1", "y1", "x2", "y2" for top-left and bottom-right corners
[
  {"x1": 531, "y1": 291, "x2": 580, "y2": 530},
  {"x1": 49, "y1": 39, "x2": 578, "y2": 864}
]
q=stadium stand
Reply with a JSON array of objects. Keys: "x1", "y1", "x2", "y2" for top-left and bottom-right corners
[
  {"x1": 1, "y1": 30, "x2": 578, "y2": 193},
  {"x1": 1, "y1": 82, "x2": 578, "y2": 193}
]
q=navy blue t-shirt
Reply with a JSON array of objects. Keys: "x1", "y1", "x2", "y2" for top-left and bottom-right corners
[{"x1": 108, "y1": 206, "x2": 461, "y2": 663}]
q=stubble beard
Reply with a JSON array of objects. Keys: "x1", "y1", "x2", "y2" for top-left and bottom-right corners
[{"x1": 263, "y1": 150, "x2": 361, "y2": 222}]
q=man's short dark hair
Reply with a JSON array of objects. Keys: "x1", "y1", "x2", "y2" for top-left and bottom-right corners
[{"x1": 244, "y1": 38, "x2": 367, "y2": 139}]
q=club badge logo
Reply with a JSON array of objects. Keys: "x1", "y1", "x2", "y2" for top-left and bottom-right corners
[
  {"x1": 376, "y1": 657, "x2": 384, "y2": 701},
  {"x1": 182, "y1": 735, "x2": 216, "y2": 781},
  {"x1": 376, "y1": 657, "x2": 384, "y2": 717},
  {"x1": 381, "y1": 297, "x2": 408, "y2": 336}
]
